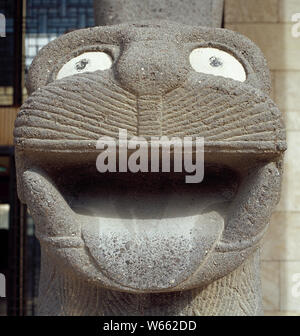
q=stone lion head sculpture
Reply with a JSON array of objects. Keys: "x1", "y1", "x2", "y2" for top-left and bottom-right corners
[{"x1": 14, "y1": 21, "x2": 285, "y2": 298}]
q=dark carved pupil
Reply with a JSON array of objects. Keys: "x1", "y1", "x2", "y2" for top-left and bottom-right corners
[
  {"x1": 75, "y1": 58, "x2": 90, "y2": 71},
  {"x1": 209, "y1": 56, "x2": 223, "y2": 67}
]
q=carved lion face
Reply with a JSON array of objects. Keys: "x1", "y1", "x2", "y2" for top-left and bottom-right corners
[{"x1": 14, "y1": 21, "x2": 286, "y2": 293}]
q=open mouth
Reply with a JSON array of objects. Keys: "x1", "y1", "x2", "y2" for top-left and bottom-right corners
[
  {"x1": 60, "y1": 165, "x2": 237, "y2": 291},
  {"x1": 18, "y1": 147, "x2": 281, "y2": 292}
]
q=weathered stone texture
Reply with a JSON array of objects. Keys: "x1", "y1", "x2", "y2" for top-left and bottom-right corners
[{"x1": 14, "y1": 1, "x2": 286, "y2": 316}]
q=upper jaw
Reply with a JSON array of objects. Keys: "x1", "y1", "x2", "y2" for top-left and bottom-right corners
[{"x1": 15, "y1": 71, "x2": 286, "y2": 152}]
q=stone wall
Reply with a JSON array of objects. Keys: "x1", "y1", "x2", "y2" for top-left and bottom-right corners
[
  {"x1": 225, "y1": 0, "x2": 300, "y2": 316},
  {"x1": 0, "y1": 108, "x2": 18, "y2": 145}
]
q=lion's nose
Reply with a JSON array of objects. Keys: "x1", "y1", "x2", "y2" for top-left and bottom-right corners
[{"x1": 115, "y1": 41, "x2": 189, "y2": 95}]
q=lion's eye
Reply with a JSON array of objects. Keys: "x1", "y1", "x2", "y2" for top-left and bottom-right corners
[
  {"x1": 57, "y1": 51, "x2": 113, "y2": 79},
  {"x1": 189, "y1": 47, "x2": 246, "y2": 82}
]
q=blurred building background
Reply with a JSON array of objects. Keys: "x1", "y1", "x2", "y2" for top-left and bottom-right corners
[
  {"x1": 0, "y1": 0, "x2": 299, "y2": 316},
  {"x1": 0, "y1": 0, "x2": 93, "y2": 316},
  {"x1": 225, "y1": 0, "x2": 300, "y2": 316}
]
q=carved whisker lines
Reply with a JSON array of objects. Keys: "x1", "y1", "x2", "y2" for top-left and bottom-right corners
[
  {"x1": 164, "y1": 89, "x2": 221, "y2": 120},
  {"x1": 83, "y1": 75, "x2": 136, "y2": 108},
  {"x1": 36, "y1": 92, "x2": 109, "y2": 128},
  {"x1": 24, "y1": 95, "x2": 106, "y2": 127},
  {"x1": 21, "y1": 104, "x2": 112, "y2": 138},
  {"x1": 55, "y1": 85, "x2": 137, "y2": 122},
  {"x1": 47, "y1": 86, "x2": 137, "y2": 124},
  {"x1": 21, "y1": 101, "x2": 101, "y2": 127},
  {"x1": 175, "y1": 94, "x2": 250, "y2": 126},
  {"x1": 168, "y1": 88, "x2": 223, "y2": 114},
  {"x1": 18, "y1": 104, "x2": 106, "y2": 140},
  {"x1": 15, "y1": 122, "x2": 131, "y2": 144},
  {"x1": 94, "y1": 74, "x2": 137, "y2": 101},
  {"x1": 16, "y1": 112, "x2": 101, "y2": 139},
  {"x1": 164, "y1": 100, "x2": 251, "y2": 135},
  {"x1": 164, "y1": 90, "x2": 283, "y2": 143},
  {"x1": 164, "y1": 88, "x2": 199, "y2": 110},
  {"x1": 187, "y1": 109, "x2": 276, "y2": 140},
  {"x1": 164, "y1": 91, "x2": 252, "y2": 130},
  {"x1": 164, "y1": 84, "x2": 251, "y2": 121},
  {"x1": 194, "y1": 98, "x2": 260, "y2": 127},
  {"x1": 202, "y1": 113, "x2": 282, "y2": 141},
  {"x1": 164, "y1": 77, "x2": 212, "y2": 105},
  {"x1": 137, "y1": 95, "x2": 163, "y2": 136},
  {"x1": 14, "y1": 125, "x2": 88, "y2": 140},
  {"x1": 224, "y1": 129, "x2": 281, "y2": 142},
  {"x1": 16, "y1": 87, "x2": 139, "y2": 143},
  {"x1": 59, "y1": 72, "x2": 136, "y2": 105}
]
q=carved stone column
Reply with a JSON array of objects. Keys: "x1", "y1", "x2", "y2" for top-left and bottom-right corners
[
  {"x1": 14, "y1": 0, "x2": 286, "y2": 315},
  {"x1": 94, "y1": 0, "x2": 224, "y2": 27}
]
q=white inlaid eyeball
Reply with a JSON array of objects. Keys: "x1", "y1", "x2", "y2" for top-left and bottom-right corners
[
  {"x1": 57, "y1": 51, "x2": 113, "y2": 80},
  {"x1": 189, "y1": 47, "x2": 246, "y2": 82}
]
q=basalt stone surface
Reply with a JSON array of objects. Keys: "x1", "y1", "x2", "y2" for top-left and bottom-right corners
[
  {"x1": 14, "y1": 2, "x2": 286, "y2": 316},
  {"x1": 94, "y1": 0, "x2": 224, "y2": 27}
]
